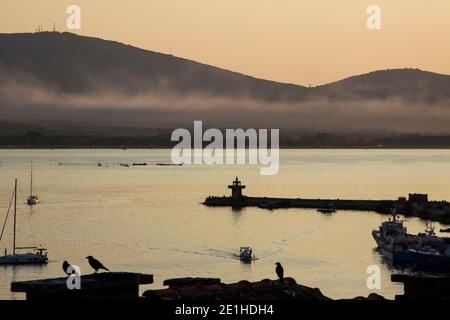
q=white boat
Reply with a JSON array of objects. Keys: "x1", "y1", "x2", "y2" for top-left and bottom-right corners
[
  {"x1": 239, "y1": 247, "x2": 255, "y2": 262},
  {"x1": 0, "y1": 179, "x2": 48, "y2": 265},
  {"x1": 27, "y1": 160, "x2": 39, "y2": 205}
]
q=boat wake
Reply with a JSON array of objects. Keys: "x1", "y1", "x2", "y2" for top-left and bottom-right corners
[{"x1": 147, "y1": 247, "x2": 259, "y2": 260}]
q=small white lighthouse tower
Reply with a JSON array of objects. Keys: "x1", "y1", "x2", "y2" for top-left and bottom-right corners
[{"x1": 228, "y1": 177, "x2": 245, "y2": 202}]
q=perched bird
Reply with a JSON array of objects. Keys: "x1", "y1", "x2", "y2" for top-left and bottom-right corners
[
  {"x1": 62, "y1": 260, "x2": 72, "y2": 275},
  {"x1": 275, "y1": 262, "x2": 284, "y2": 281},
  {"x1": 86, "y1": 255, "x2": 110, "y2": 273}
]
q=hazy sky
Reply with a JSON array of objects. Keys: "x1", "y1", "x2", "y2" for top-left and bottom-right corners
[{"x1": 2, "y1": 0, "x2": 450, "y2": 85}]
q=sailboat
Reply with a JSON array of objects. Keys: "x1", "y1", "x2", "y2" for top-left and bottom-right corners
[
  {"x1": 27, "y1": 160, "x2": 39, "y2": 205},
  {"x1": 0, "y1": 179, "x2": 48, "y2": 265}
]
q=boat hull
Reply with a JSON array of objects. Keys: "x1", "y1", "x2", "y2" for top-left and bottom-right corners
[
  {"x1": 27, "y1": 197, "x2": 39, "y2": 205},
  {"x1": 406, "y1": 250, "x2": 450, "y2": 273},
  {"x1": 0, "y1": 253, "x2": 48, "y2": 265},
  {"x1": 373, "y1": 231, "x2": 415, "y2": 266}
]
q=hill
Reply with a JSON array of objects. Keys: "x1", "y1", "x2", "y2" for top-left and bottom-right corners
[{"x1": 1, "y1": 32, "x2": 450, "y2": 132}]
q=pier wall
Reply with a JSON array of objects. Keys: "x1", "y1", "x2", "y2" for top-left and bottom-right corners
[
  {"x1": 204, "y1": 196, "x2": 394, "y2": 213},
  {"x1": 203, "y1": 195, "x2": 450, "y2": 224}
]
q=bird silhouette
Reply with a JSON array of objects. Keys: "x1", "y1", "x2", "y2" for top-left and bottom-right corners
[
  {"x1": 86, "y1": 255, "x2": 110, "y2": 273},
  {"x1": 62, "y1": 260, "x2": 72, "y2": 276},
  {"x1": 275, "y1": 262, "x2": 284, "y2": 281}
]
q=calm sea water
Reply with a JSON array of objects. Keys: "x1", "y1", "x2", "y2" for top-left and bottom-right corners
[{"x1": 1, "y1": 149, "x2": 450, "y2": 300}]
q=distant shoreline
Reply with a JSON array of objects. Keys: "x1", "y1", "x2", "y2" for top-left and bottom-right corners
[{"x1": 3, "y1": 129, "x2": 450, "y2": 149}]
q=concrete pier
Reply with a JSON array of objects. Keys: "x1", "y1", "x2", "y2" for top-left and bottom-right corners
[
  {"x1": 204, "y1": 195, "x2": 395, "y2": 213},
  {"x1": 204, "y1": 178, "x2": 450, "y2": 224}
]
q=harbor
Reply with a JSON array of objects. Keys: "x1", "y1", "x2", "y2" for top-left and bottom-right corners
[
  {"x1": 1, "y1": 149, "x2": 450, "y2": 301},
  {"x1": 204, "y1": 177, "x2": 450, "y2": 224},
  {"x1": 1, "y1": 3, "x2": 450, "y2": 315}
]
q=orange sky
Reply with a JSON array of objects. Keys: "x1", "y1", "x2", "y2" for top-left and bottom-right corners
[{"x1": 2, "y1": 0, "x2": 450, "y2": 86}]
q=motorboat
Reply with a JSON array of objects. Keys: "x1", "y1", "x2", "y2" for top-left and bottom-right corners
[
  {"x1": 239, "y1": 247, "x2": 255, "y2": 262},
  {"x1": 317, "y1": 208, "x2": 336, "y2": 214},
  {"x1": 317, "y1": 203, "x2": 336, "y2": 214}
]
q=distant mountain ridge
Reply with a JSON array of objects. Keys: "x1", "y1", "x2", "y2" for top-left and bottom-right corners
[
  {"x1": 316, "y1": 69, "x2": 450, "y2": 104},
  {"x1": 1, "y1": 32, "x2": 450, "y2": 102},
  {"x1": 1, "y1": 32, "x2": 450, "y2": 132},
  {"x1": 0, "y1": 32, "x2": 308, "y2": 101}
]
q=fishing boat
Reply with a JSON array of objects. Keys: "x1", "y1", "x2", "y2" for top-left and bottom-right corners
[
  {"x1": 239, "y1": 247, "x2": 255, "y2": 262},
  {"x1": 27, "y1": 160, "x2": 39, "y2": 205},
  {"x1": 372, "y1": 211, "x2": 408, "y2": 261},
  {"x1": 0, "y1": 179, "x2": 48, "y2": 265},
  {"x1": 372, "y1": 211, "x2": 450, "y2": 270}
]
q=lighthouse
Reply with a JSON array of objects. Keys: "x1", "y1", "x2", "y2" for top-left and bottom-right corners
[{"x1": 228, "y1": 177, "x2": 246, "y2": 202}]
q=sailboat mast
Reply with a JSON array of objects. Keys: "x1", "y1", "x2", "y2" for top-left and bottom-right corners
[
  {"x1": 30, "y1": 160, "x2": 33, "y2": 197},
  {"x1": 13, "y1": 179, "x2": 17, "y2": 255}
]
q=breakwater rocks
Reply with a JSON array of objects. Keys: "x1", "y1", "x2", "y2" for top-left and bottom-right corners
[{"x1": 143, "y1": 277, "x2": 330, "y2": 301}]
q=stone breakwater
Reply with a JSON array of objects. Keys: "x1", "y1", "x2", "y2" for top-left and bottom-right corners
[{"x1": 203, "y1": 195, "x2": 450, "y2": 224}]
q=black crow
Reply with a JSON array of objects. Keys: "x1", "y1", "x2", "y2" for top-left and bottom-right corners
[
  {"x1": 275, "y1": 262, "x2": 284, "y2": 281},
  {"x1": 62, "y1": 260, "x2": 72, "y2": 275},
  {"x1": 86, "y1": 255, "x2": 110, "y2": 273}
]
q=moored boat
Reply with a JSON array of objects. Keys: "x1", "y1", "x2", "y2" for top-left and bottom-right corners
[
  {"x1": 0, "y1": 249, "x2": 48, "y2": 265},
  {"x1": 26, "y1": 160, "x2": 39, "y2": 205},
  {"x1": 0, "y1": 179, "x2": 49, "y2": 265},
  {"x1": 317, "y1": 208, "x2": 336, "y2": 214},
  {"x1": 372, "y1": 211, "x2": 450, "y2": 271}
]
